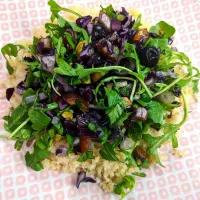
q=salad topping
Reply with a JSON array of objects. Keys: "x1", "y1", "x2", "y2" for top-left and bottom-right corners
[{"x1": 1, "y1": 1, "x2": 200, "y2": 198}]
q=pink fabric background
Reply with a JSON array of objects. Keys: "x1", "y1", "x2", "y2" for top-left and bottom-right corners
[{"x1": 0, "y1": 0, "x2": 200, "y2": 200}]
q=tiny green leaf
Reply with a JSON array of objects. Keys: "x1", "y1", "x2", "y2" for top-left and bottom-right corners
[
  {"x1": 150, "y1": 21, "x2": 176, "y2": 38},
  {"x1": 77, "y1": 151, "x2": 95, "y2": 162}
]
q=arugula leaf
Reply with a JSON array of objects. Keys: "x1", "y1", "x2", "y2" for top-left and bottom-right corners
[
  {"x1": 150, "y1": 21, "x2": 176, "y2": 38},
  {"x1": 14, "y1": 140, "x2": 23, "y2": 151},
  {"x1": 105, "y1": 88, "x2": 121, "y2": 107},
  {"x1": 132, "y1": 172, "x2": 146, "y2": 177},
  {"x1": 67, "y1": 21, "x2": 89, "y2": 41},
  {"x1": 54, "y1": 58, "x2": 79, "y2": 76},
  {"x1": 65, "y1": 32, "x2": 75, "y2": 49},
  {"x1": 115, "y1": 112, "x2": 131, "y2": 126},
  {"x1": 171, "y1": 133, "x2": 178, "y2": 148},
  {"x1": 105, "y1": 88, "x2": 127, "y2": 124},
  {"x1": 28, "y1": 109, "x2": 51, "y2": 131},
  {"x1": 6, "y1": 61, "x2": 14, "y2": 75},
  {"x1": 148, "y1": 101, "x2": 163, "y2": 124},
  {"x1": 7, "y1": 104, "x2": 28, "y2": 132},
  {"x1": 48, "y1": 0, "x2": 81, "y2": 18},
  {"x1": 77, "y1": 151, "x2": 95, "y2": 162},
  {"x1": 145, "y1": 38, "x2": 168, "y2": 51},
  {"x1": 57, "y1": 15, "x2": 65, "y2": 27},
  {"x1": 99, "y1": 142, "x2": 121, "y2": 162},
  {"x1": 88, "y1": 123, "x2": 97, "y2": 132},
  {"x1": 154, "y1": 152, "x2": 165, "y2": 168},
  {"x1": 1, "y1": 43, "x2": 32, "y2": 75},
  {"x1": 143, "y1": 126, "x2": 178, "y2": 155},
  {"x1": 119, "y1": 150, "x2": 137, "y2": 166},
  {"x1": 106, "y1": 104, "x2": 123, "y2": 124},
  {"x1": 25, "y1": 144, "x2": 50, "y2": 171},
  {"x1": 132, "y1": 14, "x2": 142, "y2": 30},
  {"x1": 100, "y1": 127, "x2": 111, "y2": 144},
  {"x1": 114, "y1": 176, "x2": 135, "y2": 199},
  {"x1": 100, "y1": 5, "x2": 116, "y2": 18},
  {"x1": 192, "y1": 80, "x2": 199, "y2": 93},
  {"x1": 123, "y1": 43, "x2": 143, "y2": 78},
  {"x1": 66, "y1": 134, "x2": 74, "y2": 154}
]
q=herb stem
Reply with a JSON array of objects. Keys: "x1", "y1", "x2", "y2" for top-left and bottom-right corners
[
  {"x1": 50, "y1": 8, "x2": 82, "y2": 17},
  {"x1": 8, "y1": 118, "x2": 30, "y2": 139},
  {"x1": 95, "y1": 76, "x2": 135, "y2": 103},
  {"x1": 152, "y1": 74, "x2": 186, "y2": 98},
  {"x1": 51, "y1": 73, "x2": 61, "y2": 96},
  {"x1": 80, "y1": 66, "x2": 152, "y2": 98},
  {"x1": 130, "y1": 80, "x2": 137, "y2": 102},
  {"x1": 177, "y1": 89, "x2": 188, "y2": 127}
]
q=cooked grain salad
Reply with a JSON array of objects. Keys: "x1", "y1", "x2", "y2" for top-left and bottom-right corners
[{"x1": 1, "y1": 0, "x2": 199, "y2": 198}]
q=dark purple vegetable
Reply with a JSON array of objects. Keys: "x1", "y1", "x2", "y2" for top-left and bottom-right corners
[
  {"x1": 15, "y1": 81, "x2": 26, "y2": 95},
  {"x1": 144, "y1": 72, "x2": 156, "y2": 86},
  {"x1": 120, "y1": 7, "x2": 129, "y2": 17},
  {"x1": 46, "y1": 110, "x2": 54, "y2": 118},
  {"x1": 97, "y1": 39, "x2": 117, "y2": 61},
  {"x1": 174, "y1": 87, "x2": 181, "y2": 97},
  {"x1": 76, "y1": 171, "x2": 96, "y2": 188},
  {"x1": 131, "y1": 107, "x2": 148, "y2": 121},
  {"x1": 40, "y1": 103, "x2": 48, "y2": 108},
  {"x1": 26, "y1": 138, "x2": 35, "y2": 147},
  {"x1": 128, "y1": 30, "x2": 137, "y2": 42},
  {"x1": 111, "y1": 19, "x2": 122, "y2": 31},
  {"x1": 87, "y1": 54, "x2": 104, "y2": 67},
  {"x1": 6, "y1": 88, "x2": 14, "y2": 101},
  {"x1": 139, "y1": 46, "x2": 160, "y2": 68},
  {"x1": 99, "y1": 10, "x2": 111, "y2": 32},
  {"x1": 79, "y1": 128, "x2": 97, "y2": 137},
  {"x1": 36, "y1": 38, "x2": 55, "y2": 73},
  {"x1": 80, "y1": 44, "x2": 94, "y2": 64},
  {"x1": 120, "y1": 15, "x2": 135, "y2": 36},
  {"x1": 133, "y1": 147, "x2": 148, "y2": 163},
  {"x1": 63, "y1": 120, "x2": 79, "y2": 137},
  {"x1": 76, "y1": 15, "x2": 92, "y2": 28},
  {"x1": 38, "y1": 92, "x2": 48, "y2": 101},
  {"x1": 55, "y1": 145, "x2": 67, "y2": 157},
  {"x1": 76, "y1": 111, "x2": 101, "y2": 128},
  {"x1": 76, "y1": 171, "x2": 86, "y2": 188},
  {"x1": 171, "y1": 47, "x2": 178, "y2": 51},
  {"x1": 98, "y1": 119, "x2": 109, "y2": 126},
  {"x1": 79, "y1": 86, "x2": 93, "y2": 103},
  {"x1": 51, "y1": 116, "x2": 60, "y2": 125},
  {"x1": 24, "y1": 56, "x2": 35, "y2": 62},
  {"x1": 63, "y1": 28, "x2": 77, "y2": 50},
  {"x1": 92, "y1": 23, "x2": 107, "y2": 41},
  {"x1": 58, "y1": 98, "x2": 68, "y2": 110},
  {"x1": 87, "y1": 23, "x2": 94, "y2": 35},
  {"x1": 149, "y1": 32, "x2": 160, "y2": 38},
  {"x1": 83, "y1": 177, "x2": 96, "y2": 183},
  {"x1": 36, "y1": 38, "x2": 54, "y2": 56},
  {"x1": 40, "y1": 55, "x2": 56, "y2": 73},
  {"x1": 168, "y1": 37, "x2": 174, "y2": 45},
  {"x1": 56, "y1": 76, "x2": 74, "y2": 92}
]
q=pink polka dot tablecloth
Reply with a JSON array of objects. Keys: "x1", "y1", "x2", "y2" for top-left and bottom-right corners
[{"x1": 0, "y1": 0, "x2": 200, "y2": 200}]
